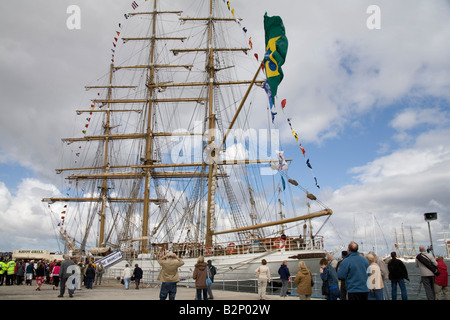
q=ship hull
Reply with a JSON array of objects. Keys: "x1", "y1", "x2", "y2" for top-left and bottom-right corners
[{"x1": 106, "y1": 248, "x2": 326, "y2": 284}]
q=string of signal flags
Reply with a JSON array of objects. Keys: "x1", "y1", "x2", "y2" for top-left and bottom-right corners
[
  {"x1": 260, "y1": 10, "x2": 321, "y2": 190},
  {"x1": 77, "y1": 0, "x2": 321, "y2": 190},
  {"x1": 219, "y1": 0, "x2": 321, "y2": 190}
]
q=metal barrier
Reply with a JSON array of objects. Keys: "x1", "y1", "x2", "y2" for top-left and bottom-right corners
[{"x1": 103, "y1": 269, "x2": 445, "y2": 300}]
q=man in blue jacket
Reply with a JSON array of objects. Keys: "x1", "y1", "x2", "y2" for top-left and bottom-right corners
[{"x1": 337, "y1": 241, "x2": 370, "y2": 300}]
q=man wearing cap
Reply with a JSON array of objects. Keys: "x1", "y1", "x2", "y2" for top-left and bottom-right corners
[{"x1": 158, "y1": 251, "x2": 184, "y2": 300}]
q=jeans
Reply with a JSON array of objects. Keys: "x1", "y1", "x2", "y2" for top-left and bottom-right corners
[
  {"x1": 328, "y1": 287, "x2": 341, "y2": 300},
  {"x1": 280, "y1": 279, "x2": 289, "y2": 297},
  {"x1": 85, "y1": 277, "x2": 93, "y2": 289},
  {"x1": 124, "y1": 277, "x2": 131, "y2": 289},
  {"x1": 160, "y1": 282, "x2": 177, "y2": 300},
  {"x1": 196, "y1": 288, "x2": 208, "y2": 300},
  {"x1": 391, "y1": 279, "x2": 408, "y2": 300},
  {"x1": 368, "y1": 288, "x2": 384, "y2": 300}
]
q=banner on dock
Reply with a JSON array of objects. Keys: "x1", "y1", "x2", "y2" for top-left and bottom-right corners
[{"x1": 94, "y1": 250, "x2": 123, "y2": 268}]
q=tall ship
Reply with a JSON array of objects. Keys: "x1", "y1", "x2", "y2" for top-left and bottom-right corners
[
  {"x1": 391, "y1": 224, "x2": 418, "y2": 263},
  {"x1": 42, "y1": 0, "x2": 332, "y2": 282}
]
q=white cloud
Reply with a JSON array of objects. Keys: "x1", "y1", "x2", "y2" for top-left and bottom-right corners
[
  {"x1": 0, "y1": 179, "x2": 63, "y2": 251},
  {"x1": 390, "y1": 108, "x2": 447, "y2": 132},
  {"x1": 319, "y1": 127, "x2": 450, "y2": 254},
  {"x1": 277, "y1": 0, "x2": 450, "y2": 144}
]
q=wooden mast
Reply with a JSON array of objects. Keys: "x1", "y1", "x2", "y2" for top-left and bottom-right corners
[
  {"x1": 205, "y1": 0, "x2": 216, "y2": 247},
  {"x1": 141, "y1": 0, "x2": 158, "y2": 253},
  {"x1": 98, "y1": 63, "x2": 114, "y2": 247}
]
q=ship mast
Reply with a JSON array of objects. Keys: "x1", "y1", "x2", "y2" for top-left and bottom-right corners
[
  {"x1": 98, "y1": 63, "x2": 114, "y2": 247},
  {"x1": 132, "y1": 0, "x2": 259, "y2": 248},
  {"x1": 205, "y1": 0, "x2": 218, "y2": 247},
  {"x1": 141, "y1": 0, "x2": 158, "y2": 254}
]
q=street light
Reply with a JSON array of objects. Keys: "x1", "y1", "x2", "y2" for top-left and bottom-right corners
[{"x1": 424, "y1": 212, "x2": 437, "y2": 256}]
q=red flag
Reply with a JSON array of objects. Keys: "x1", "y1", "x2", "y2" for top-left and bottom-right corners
[
  {"x1": 281, "y1": 99, "x2": 287, "y2": 109},
  {"x1": 300, "y1": 145, "x2": 306, "y2": 157}
]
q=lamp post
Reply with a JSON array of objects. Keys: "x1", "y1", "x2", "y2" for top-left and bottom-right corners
[{"x1": 424, "y1": 212, "x2": 437, "y2": 256}]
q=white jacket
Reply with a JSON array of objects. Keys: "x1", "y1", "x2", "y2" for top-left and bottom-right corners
[
  {"x1": 256, "y1": 265, "x2": 271, "y2": 281},
  {"x1": 122, "y1": 267, "x2": 133, "y2": 279}
]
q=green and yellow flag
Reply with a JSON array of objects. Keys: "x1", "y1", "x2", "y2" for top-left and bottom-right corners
[{"x1": 264, "y1": 13, "x2": 288, "y2": 103}]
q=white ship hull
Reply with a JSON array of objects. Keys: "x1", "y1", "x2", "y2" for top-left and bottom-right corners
[{"x1": 106, "y1": 247, "x2": 326, "y2": 284}]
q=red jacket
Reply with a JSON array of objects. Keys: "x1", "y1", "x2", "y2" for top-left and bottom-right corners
[{"x1": 435, "y1": 260, "x2": 448, "y2": 287}]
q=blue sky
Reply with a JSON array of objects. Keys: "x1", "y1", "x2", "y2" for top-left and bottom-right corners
[
  {"x1": 1, "y1": 0, "x2": 450, "y2": 255},
  {"x1": 0, "y1": 163, "x2": 35, "y2": 194}
]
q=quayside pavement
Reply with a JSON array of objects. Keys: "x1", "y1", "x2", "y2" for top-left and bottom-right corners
[
  {"x1": 0, "y1": 281, "x2": 441, "y2": 319},
  {"x1": 0, "y1": 280, "x2": 308, "y2": 301}
]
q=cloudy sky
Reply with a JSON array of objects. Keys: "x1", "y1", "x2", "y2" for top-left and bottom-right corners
[{"x1": 1, "y1": 0, "x2": 449, "y2": 256}]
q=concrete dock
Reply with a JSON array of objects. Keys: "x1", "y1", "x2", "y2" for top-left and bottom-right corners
[
  {"x1": 0, "y1": 280, "x2": 442, "y2": 320},
  {"x1": 0, "y1": 280, "x2": 305, "y2": 301}
]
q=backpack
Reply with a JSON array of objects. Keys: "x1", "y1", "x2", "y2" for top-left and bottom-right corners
[{"x1": 416, "y1": 253, "x2": 440, "y2": 277}]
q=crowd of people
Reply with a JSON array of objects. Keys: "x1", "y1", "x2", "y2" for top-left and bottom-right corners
[
  {"x1": 156, "y1": 241, "x2": 448, "y2": 301},
  {"x1": 1, "y1": 242, "x2": 448, "y2": 300},
  {"x1": 269, "y1": 241, "x2": 448, "y2": 300},
  {"x1": 0, "y1": 255, "x2": 108, "y2": 297}
]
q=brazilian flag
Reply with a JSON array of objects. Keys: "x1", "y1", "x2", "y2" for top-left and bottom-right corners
[{"x1": 264, "y1": 13, "x2": 288, "y2": 103}]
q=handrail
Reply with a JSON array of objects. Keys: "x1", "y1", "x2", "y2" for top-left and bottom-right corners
[{"x1": 137, "y1": 236, "x2": 326, "y2": 260}]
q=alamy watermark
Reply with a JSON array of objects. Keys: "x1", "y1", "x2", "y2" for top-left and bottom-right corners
[
  {"x1": 367, "y1": 5, "x2": 381, "y2": 30},
  {"x1": 170, "y1": 122, "x2": 281, "y2": 176},
  {"x1": 67, "y1": 5, "x2": 380, "y2": 31},
  {"x1": 67, "y1": 5, "x2": 81, "y2": 30}
]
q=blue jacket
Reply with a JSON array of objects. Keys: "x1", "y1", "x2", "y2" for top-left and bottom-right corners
[
  {"x1": 337, "y1": 252, "x2": 370, "y2": 293},
  {"x1": 320, "y1": 264, "x2": 339, "y2": 288},
  {"x1": 278, "y1": 264, "x2": 290, "y2": 280}
]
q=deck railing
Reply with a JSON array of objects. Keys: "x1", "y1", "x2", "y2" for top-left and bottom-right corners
[{"x1": 133, "y1": 235, "x2": 325, "y2": 261}]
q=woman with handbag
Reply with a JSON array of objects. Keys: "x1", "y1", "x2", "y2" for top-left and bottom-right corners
[
  {"x1": 193, "y1": 256, "x2": 208, "y2": 300},
  {"x1": 122, "y1": 264, "x2": 133, "y2": 290}
]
